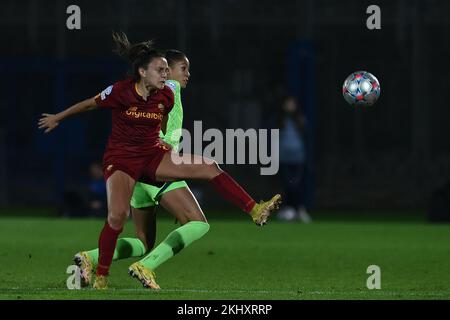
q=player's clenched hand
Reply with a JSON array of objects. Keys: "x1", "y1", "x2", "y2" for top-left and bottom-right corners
[{"x1": 38, "y1": 113, "x2": 60, "y2": 133}]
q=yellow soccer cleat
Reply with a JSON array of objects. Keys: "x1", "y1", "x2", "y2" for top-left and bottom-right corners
[
  {"x1": 128, "y1": 262, "x2": 160, "y2": 290},
  {"x1": 92, "y1": 275, "x2": 108, "y2": 289},
  {"x1": 74, "y1": 251, "x2": 95, "y2": 287},
  {"x1": 250, "y1": 194, "x2": 282, "y2": 226}
]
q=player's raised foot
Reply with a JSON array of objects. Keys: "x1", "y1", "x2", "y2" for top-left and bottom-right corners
[
  {"x1": 73, "y1": 251, "x2": 94, "y2": 287},
  {"x1": 250, "y1": 194, "x2": 282, "y2": 226},
  {"x1": 128, "y1": 262, "x2": 160, "y2": 290},
  {"x1": 92, "y1": 275, "x2": 108, "y2": 289}
]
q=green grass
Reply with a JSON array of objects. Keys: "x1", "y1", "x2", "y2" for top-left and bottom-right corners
[{"x1": 0, "y1": 216, "x2": 449, "y2": 300}]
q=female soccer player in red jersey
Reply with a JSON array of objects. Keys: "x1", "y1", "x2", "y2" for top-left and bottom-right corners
[
  {"x1": 75, "y1": 49, "x2": 209, "y2": 289},
  {"x1": 39, "y1": 32, "x2": 281, "y2": 289}
]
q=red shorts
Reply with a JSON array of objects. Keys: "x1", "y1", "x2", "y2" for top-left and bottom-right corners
[{"x1": 102, "y1": 144, "x2": 170, "y2": 186}]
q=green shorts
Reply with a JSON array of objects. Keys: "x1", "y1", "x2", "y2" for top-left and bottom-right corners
[{"x1": 130, "y1": 180, "x2": 188, "y2": 208}]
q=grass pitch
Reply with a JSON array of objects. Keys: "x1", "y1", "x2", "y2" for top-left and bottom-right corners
[{"x1": 0, "y1": 214, "x2": 449, "y2": 300}]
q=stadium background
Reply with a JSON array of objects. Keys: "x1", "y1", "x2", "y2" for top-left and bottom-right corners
[
  {"x1": 1, "y1": 0, "x2": 450, "y2": 301},
  {"x1": 1, "y1": 0, "x2": 449, "y2": 215}
]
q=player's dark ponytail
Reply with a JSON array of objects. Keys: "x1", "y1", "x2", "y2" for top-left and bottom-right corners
[{"x1": 112, "y1": 31, "x2": 165, "y2": 80}]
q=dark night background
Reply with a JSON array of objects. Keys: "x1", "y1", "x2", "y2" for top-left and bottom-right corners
[{"x1": 0, "y1": 0, "x2": 449, "y2": 216}]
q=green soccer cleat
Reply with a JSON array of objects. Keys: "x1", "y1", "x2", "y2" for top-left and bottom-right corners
[
  {"x1": 92, "y1": 275, "x2": 108, "y2": 289},
  {"x1": 250, "y1": 194, "x2": 282, "y2": 226},
  {"x1": 74, "y1": 251, "x2": 95, "y2": 287},
  {"x1": 128, "y1": 262, "x2": 160, "y2": 290}
]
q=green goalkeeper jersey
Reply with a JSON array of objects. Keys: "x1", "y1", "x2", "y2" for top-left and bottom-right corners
[{"x1": 160, "y1": 80, "x2": 183, "y2": 151}]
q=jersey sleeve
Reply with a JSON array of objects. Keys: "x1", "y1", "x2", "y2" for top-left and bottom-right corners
[
  {"x1": 94, "y1": 82, "x2": 123, "y2": 109},
  {"x1": 160, "y1": 81, "x2": 183, "y2": 150}
]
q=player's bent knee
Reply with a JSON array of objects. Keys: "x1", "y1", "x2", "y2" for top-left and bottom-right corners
[
  {"x1": 204, "y1": 160, "x2": 223, "y2": 179},
  {"x1": 107, "y1": 211, "x2": 128, "y2": 229},
  {"x1": 209, "y1": 159, "x2": 221, "y2": 171}
]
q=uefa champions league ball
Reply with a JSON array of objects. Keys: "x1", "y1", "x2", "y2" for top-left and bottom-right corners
[{"x1": 342, "y1": 71, "x2": 380, "y2": 107}]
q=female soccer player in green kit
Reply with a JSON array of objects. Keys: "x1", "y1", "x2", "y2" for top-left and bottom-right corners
[{"x1": 74, "y1": 50, "x2": 216, "y2": 289}]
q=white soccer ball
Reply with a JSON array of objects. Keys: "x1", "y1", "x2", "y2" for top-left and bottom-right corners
[{"x1": 342, "y1": 71, "x2": 380, "y2": 107}]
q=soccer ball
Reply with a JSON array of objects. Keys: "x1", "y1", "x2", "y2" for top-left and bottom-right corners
[{"x1": 342, "y1": 71, "x2": 380, "y2": 107}]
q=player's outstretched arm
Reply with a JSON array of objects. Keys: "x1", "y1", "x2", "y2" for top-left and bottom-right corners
[{"x1": 38, "y1": 97, "x2": 97, "y2": 133}]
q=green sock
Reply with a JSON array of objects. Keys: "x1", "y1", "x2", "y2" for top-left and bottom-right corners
[
  {"x1": 86, "y1": 237, "x2": 147, "y2": 266},
  {"x1": 139, "y1": 221, "x2": 210, "y2": 271}
]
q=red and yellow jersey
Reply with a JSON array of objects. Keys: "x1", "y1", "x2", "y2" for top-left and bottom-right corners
[{"x1": 94, "y1": 78, "x2": 174, "y2": 159}]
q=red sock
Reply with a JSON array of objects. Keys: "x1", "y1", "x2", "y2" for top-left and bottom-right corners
[
  {"x1": 210, "y1": 172, "x2": 256, "y2": 213},
  {"x1": 96, "y1": 221, "x2": 123, "y2": 276}
]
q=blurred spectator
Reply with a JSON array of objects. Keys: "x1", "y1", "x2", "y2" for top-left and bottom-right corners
[
  {"x1": 276, "y1": 95, "x2": 312, "y2": 223},
  {"x1": 87, "y1": 162, "x2": 107, "y2": 218}
]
